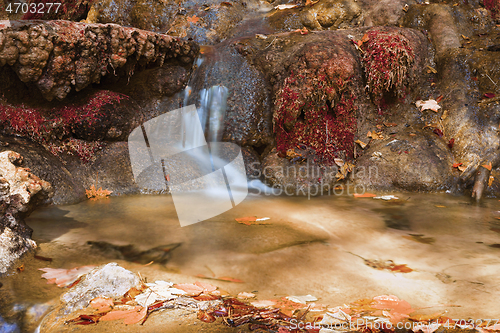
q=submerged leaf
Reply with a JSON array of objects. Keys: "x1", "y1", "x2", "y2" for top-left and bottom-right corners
[
  {"x1": 39, "y1": 265, "x2": 96, "y2": 287},
  {"x1": 416, "y1": 99, "x2": 441, "y2": 112}
]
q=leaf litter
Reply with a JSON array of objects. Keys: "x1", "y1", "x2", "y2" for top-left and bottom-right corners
[{"x1": 47, "y1": 265, "x2": 496, "y2": 332}]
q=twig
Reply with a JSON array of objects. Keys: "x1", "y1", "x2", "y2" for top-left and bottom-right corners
[
  {"x1": 484, "y1": 73, "x2": 498, "y2": 86},
  {"x1": 478, "y1": 96, "x2": 500, "y2": 104}
]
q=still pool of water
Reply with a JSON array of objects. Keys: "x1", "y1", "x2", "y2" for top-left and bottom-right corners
[{"x1": 2, "y1": 191, "x2": 500, "y2": 330}]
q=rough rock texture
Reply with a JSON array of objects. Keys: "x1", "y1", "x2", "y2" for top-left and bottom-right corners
[
  {"x1": 301, "y1": 0, "x2": 362, "y2": 31},
  {"x1": 84, "y1": 0, "x2": 263, "y2": 45},
  {"x1": 0, "y1": 20, "x2": 198, "y2": 100},
  {"x1": 0, "y1": 151, "x2": 53, "y2": 274},
  {"x1": 60, "y1": 263, "x2": 140, "y2": 314}
]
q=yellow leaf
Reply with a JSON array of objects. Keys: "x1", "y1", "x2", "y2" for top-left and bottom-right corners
[
  {"x1": 355, "y1": 140, "x2": 367, "y2": 149},
  {"x1": 489, "y1": 175, "x2": 494, "y2": 187}
]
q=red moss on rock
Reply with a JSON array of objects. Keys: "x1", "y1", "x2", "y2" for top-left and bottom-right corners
[
  {"x1": 273, "y1": 41, "x2": 359, "y2": 164},
  {"x1": 485, "y1": 0, "x2": 500, "y2": 19},
  {"x1": 0, "y1": 90, "x2": 127, "y2": 162},
  {"x1": 361, "y1": 28, "x2": 415, "y2": 106}
]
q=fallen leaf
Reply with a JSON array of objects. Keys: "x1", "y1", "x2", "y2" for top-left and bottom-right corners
[
  {"x1": 66, "y1": 314, "x2": 102, "y2": 325},
  {"x1": 186, "y1": 15, "x2": 200, "y2": 24},
  {"x1": 194, "y1": 281, "x2": 217, "y2": 293},
  {"x1": 285, "y1": 295, "x2": 318, "y2": 304},
  {"x1": 484, "y1": 93, "x2": 496, "y2": 99},
  {"x1": 86, "y1": 185, "x2": 112, "y2": 200},
  {"x1": 34, "y1": 255, "x2": 53, "y2": 262},
  {"x1": 217, "y1": 276, "x2": 244, "y2": 283},
  {"x1": 488, "y1": 175, "x2": 494, "y2": 187},
  {"x1": 458, "y1": 164, "x2": 467, "y2": 172},
  {"x1": 482, "y1": 162, "x2": 492, "y2": 171},
  {"x1": 433, "y1": 128, "x2": 443, "y2": 137},
  {"x1": 235, "y1": 216, "x2": 271, "y2": 226},
  {"x1": 17, "y1": 264, "x2": 25, "y2": 272},
  {"x1": 90, "y1": 297, "x2": 114, "y2": 312},
  {"x1": 435, "y1": 205, "x2": 446, "y2": 208},
  {"x1": 383, "y1": 122, "x2": 397, "y2": 127},
  {"x1": 435, "y1": 95, "x2": 444, "y2": 103},
  {"x1": 197, "y1": 310, "x2": 216, "y2": 323},
  {"x1": 367, "y1": 131, "x2": 384, "y2": 139},
  {"x1": 461, "y1": 34, "x2": 470, "y2": 40},
  {"x1": 416, "y1": 99, "x2": 441, "y2": 112},
  {"x1": 255, "y1": 34, "x2": 268, "y2": 40},
  {"x1": 448, "y1": 138, "x2": 455, "y2": 149},
  {"x1": 220, "y1": 1, "x2": 232, "y2": 6},
  {"x1": 238, "y1": 292, "x2": 256, "y2": 299},
  {"x1": 353, "y1": 193, "x2": 377, "y2": 198},
  {"x1": 355, "y1": 140, "x2": 367, "y2": 149},
  {"x1": 334, "y1": 158, "x2": 345, "y2": 167},
  {"x1": 39, "y1": 265, "x2": 96, "y2": 287},
  {"x1": 452, "y1": 163, "x2": 462, "y2": 168},
  {"x1": 373, "y1": 195, "x2": 399, "y2": 200},
  {"x1": 371, "y1": 295, "x2": 414, "y2": 324},
  {"x1": 275, "y1": 4, "x2": 298, "y2": 10},
  {"x1": 251, "y1": 299, "x2": 277, "y2": 308},
  {"x1": 100, "y1": 306, "x2": 147, "y2": 325}
]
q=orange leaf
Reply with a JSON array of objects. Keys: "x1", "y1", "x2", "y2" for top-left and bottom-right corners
[
  {"x1": 100, "y1": 306, "x2": 146, "y2": 325},
  {"x1": 194, "y1": 281, "x2": 217, "y2": 293},
  {"x1": 187, "y1": 15, "x2": 200, "y2": 24},
  {"x1": 390, "y1": 264, "x2": 413, "y2": 273},
  {"x1": 235, "y1": 216, "x2": 270, "y2": 226},
  {"x1": 39, "y1": 265, "x2": 96, "y2": 287},
  {"x1": 452, "y1": 162, "x2": 462, "y2": 168},
  {"x1": 482, "y1": 162, "x2": 492, "y2": 171},
  {"x1": 217, "y1": 276, "x2": 244, "y2": 283},
  {"x1": 353, "y1": 193, "x2": 377, "y2": 198}
]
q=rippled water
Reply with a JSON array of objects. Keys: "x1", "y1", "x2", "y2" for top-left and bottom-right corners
[{"x1": 2, "y1": 191, "x2": 500, "y2": 331}]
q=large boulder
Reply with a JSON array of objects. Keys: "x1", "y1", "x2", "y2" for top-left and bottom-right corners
[{"x1": 0, "y1": 151, "x2": 53, "y2": 274}]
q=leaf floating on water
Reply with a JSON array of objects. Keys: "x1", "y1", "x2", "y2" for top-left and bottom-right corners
[
  {"x1": 235, "y1": 216, "x2": 271, "y2": 226},
  {"x1": 353, "y1": 193, "x2": 377, "y2": 198},
  {"x1": 416, "y1": 99, "x2": 441, "y2": 112},
  {"x1": 39, "y1": 265, "x2": 96, "y2": 287}
]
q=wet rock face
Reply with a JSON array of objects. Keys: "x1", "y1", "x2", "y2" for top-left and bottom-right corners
[
  {"x1": 0, "y1": 20, "x2": 198, "y2": 101},
  {"x1": 0, "y1": 151, "x2": 53, "y2": 274},
  {"x1": 86, "y1": 0, "x2": 261, "y2": 45}
]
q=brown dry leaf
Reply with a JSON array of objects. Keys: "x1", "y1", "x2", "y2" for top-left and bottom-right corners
[
  {"x1": 39, "y1": 265, "x2": 96, "y2": 287},
  {"x1": 384, "y1": 122, "x2": 397, "y2": 127},
  {"x1": 358, "y1": 33, "x2": 370, "y2": 47},
  {"x1": 90, "y1": 297, "x2": 114, "y2": 312},
  {"x1": 458, "y1": 164, "x2": 467, "y2": 172},
  {"x1": 371, "y1": 295, "x2": 414, "y2": 324},
  {"x1": 489, "y1": 175, "x2": 494, "y2": 187},
  {"x1": 461, "y1": 34, "x2": 469, "y2": 40},
  {"x1": 100, "y1": 306, "x2": 147, "y2": 325},
  {"x1": 235, "y1": 216, "x2": 271, "y2": 226},
  {"x1": 355, "y1": 140, "x2": 367, "y2": 149},
  {"x1": 186, "y1": 15, "x2": 200, "y2": 24},
  {"x1": 353, "y1": 193, "x2": 377, "y2": 198},
  {"x1": 482, "y1": 162, "x2": 492, "y2": 171},
  {"x1": 17, "y1": 264, "x2": 25, "y2": 272},
  {"x1": 86, "y1": 185, "x2": 112, "y2": 200}
]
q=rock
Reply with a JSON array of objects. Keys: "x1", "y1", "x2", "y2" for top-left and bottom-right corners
[
  {"x1": 59, "y1": 263, "x2": 140, "y2": 314},
  {"x1": 0, "y1": 20, "x2": 198, "y2": 100},
  {"x1": 301, "y1": 0, "x2": 362, "y2": 31},
  {"x1": 354, "y1": 130, "x2": 454, "y2": 191},
  {"x1": 0, "y1": 151, "x2": 53, "y2": 274}
]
